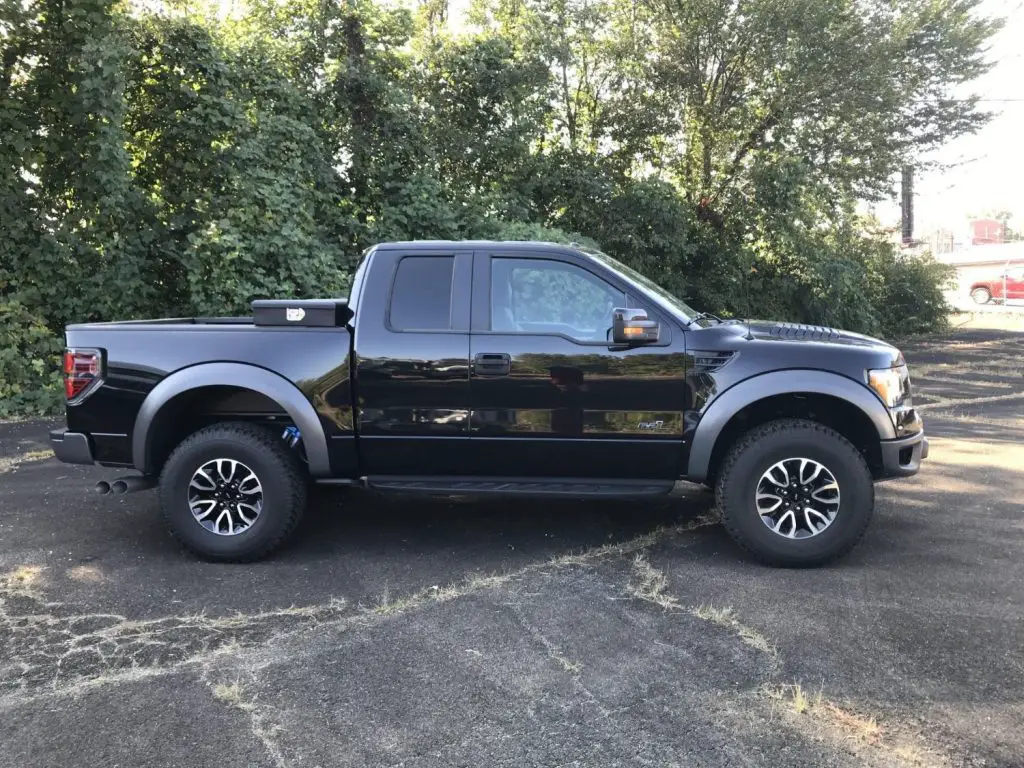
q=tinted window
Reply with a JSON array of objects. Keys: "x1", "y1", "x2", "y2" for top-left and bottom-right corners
[
  {"x1": 389, "y1": 256, "x2": 454, "y2": 330},
  {"x1": 491, "y1": 258, "x2": 625, "y2": 341}
]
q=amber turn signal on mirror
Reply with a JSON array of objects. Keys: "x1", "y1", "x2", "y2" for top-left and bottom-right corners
[{"x1": 611, "y1": 308, "x2": 660, "y2": 344}]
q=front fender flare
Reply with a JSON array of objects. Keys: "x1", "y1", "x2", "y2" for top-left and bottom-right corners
[
  {"x1": 132, "y1": 362, "x2": 331, "y2": 477},
  {"x1": 685, "y1": 370, "x2": 895, "y2": 482}
]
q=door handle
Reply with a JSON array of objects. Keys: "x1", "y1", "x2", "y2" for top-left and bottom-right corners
[{"x1": 473, "y1": 352, "x2": 511, "y2": 376}]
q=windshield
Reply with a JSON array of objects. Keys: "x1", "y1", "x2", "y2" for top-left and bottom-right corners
[{"x1": 580, "y1": 247, "x2": 702, "y2": 325}]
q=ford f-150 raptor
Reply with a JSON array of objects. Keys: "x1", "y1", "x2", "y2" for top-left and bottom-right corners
[{"x1": 50, "y1": 240, "x2": 927, "y2": 566}]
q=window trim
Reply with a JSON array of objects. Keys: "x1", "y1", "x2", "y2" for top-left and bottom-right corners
[
  {"x1": 478, "y1": 253, "x2": 671, "y2": 346},
  {"x1": 385, "y1": 253, "x2": 471, "y2": 334}
]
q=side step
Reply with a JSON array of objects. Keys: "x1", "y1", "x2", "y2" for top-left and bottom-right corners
[{"x1": 364, "y1": 476, "x2": 675, "y2": 498}]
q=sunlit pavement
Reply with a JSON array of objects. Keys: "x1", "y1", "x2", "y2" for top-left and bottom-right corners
[{"x1": 1, "y1": 328, "x2": 1022, "y2": 767}]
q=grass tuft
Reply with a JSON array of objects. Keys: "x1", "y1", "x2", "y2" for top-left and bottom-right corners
[
  {"x1": 693, "y1": 604, "x2": 776, "y2": 657},
  {"x1": 212, "y1": 681, "x2": 250, "y2": 709},
  {"x1": 626, "y1": 554, "x2": 679, "y2": 610},
  {"x1": 823, "y1": 700, "x2": 882, "y2": 742},
  {"x1": 765, "y1": 684, "x2": 882, "y2": 744},
  {"x1": 1, "y1": 564, "x2": 46, "y2": 596},
  {"x1": 0, "y1": 449, "x2": 54, "y2": 474}
]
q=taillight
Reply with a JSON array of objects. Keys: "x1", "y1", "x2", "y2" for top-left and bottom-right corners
[{"x1": 63, "y1": 348, "x2": 103, "y2": 402}]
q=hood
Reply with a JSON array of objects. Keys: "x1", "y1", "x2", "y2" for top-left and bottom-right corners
[
  {"x1": 744, "y1": 321, "x2": 888, "y2": 349},
  {"x1": 688, "y1": 319, "x2": 903, "y2": 376}
]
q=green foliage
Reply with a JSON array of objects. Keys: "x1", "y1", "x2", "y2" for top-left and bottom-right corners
[
  {"x1": 870, "y1": 251, "x2": 956, "y2": 338},
  {"x1": 0, "y1": 0, "x2": 996, "y2": 414},
  {"x1": 180, "y1": 62, "x2": 351, "y2": 315},
  {"x1": 0, "y1": 301, "x2": 63, "y2": 418},
  {"x1": 482, "y1": 219, "x2": 594, "y2": 246}
]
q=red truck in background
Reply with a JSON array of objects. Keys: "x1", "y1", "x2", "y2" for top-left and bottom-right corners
[{"x1": 970, "y1": 265, "x2": 1024, "y2": 304}]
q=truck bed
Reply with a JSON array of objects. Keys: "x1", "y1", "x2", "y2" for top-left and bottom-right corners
[{"x1": 64, "y1": 307, "x2": 354, "y2": 470}]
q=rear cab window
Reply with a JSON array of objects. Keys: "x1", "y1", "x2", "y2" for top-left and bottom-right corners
[{"x1": 388, "y1": 256, "x2": 455, "y2": 331}]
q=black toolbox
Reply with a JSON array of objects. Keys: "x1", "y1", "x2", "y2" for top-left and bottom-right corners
[{"x1": 251, "y1": 299, "x2": 353, "y2": 327}]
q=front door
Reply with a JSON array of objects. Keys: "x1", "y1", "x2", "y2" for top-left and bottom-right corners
[{"x1": 468, "y1": 250, "x2": 688, "y2": 479}]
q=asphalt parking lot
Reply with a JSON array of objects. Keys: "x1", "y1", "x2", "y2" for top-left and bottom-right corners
[{"x1": 1, "y1": 328, "x2": 1022, "y2": 768}]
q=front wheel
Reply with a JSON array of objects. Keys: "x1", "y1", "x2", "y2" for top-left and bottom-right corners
[
  {"x1": 159, "y1": 422, "x2": 307, "y2": 562},
  {"x1": 715, "y1": 419, "x2": 874, "y2": 567},
  {"x1": 971, "y1": 287, "x2": 992, "y2": 305}
]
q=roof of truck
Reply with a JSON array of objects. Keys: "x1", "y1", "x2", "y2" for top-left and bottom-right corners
[{"x1": 373, "y1": 240, "x2": 585, "y2": 252}]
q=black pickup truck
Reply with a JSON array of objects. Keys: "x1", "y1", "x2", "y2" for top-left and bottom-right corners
[{"x1": 51, "y1": 240, "x2": 927, "y2": 566}]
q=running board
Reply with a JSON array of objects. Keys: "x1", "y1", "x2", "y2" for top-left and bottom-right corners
[{"x1": 364, "y1": 477, "x2": 675, "y2": 498}]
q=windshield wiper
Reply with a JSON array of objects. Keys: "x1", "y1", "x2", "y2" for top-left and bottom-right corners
[{"x1": 687, "y1": 311, "x2": 722, "y2": 327}]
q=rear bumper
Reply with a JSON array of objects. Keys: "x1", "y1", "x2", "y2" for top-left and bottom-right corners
[
  {"x1": 49, "y1": 429, "x2": 95, "y2": 465},
  {"x1": 879, "y1": 430, "x2": 928, "y2": 478}
]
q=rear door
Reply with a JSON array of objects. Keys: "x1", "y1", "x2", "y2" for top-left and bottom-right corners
[
  {"x1": 467, "y1": 248, "x2": 688, "y2": 479},
  {"x1": 352, "y1": 247, "x2": 473, "y2": 475}
]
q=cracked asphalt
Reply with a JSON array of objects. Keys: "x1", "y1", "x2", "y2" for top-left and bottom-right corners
[{"x1": 1, "y1": 328, "x2": 1022, "y2": 767}]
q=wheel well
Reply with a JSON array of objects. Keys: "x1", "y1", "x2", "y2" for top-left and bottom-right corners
[
  {"x1": 705, "y1": 393, "x2": 884, "y2": 484},
  {"x1": 144, "y1": 386, "x2": 291, "y2": 475}
]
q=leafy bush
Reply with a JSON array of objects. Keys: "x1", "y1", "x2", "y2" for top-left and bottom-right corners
[
  {"x1": 482, "y1": 220, "x2": 595, "y2": 246},
  {"x1": 870, "y1": 251, "x2": 955, "y2": 338},
  {"x1": 0, "y1": 301, "x2": 64, "y2": 419}
]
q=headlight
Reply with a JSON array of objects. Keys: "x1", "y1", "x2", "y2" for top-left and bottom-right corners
[{"x1": 868, "y1": 364, "x2": 910, "y2": 408}]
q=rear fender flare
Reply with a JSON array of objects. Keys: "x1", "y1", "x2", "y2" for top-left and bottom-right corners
[
  {"x1": 685, "y1": 370, "x2": 895, "y2": 482},
  {"x1": 132, "y1": 362, "x2": 330, "y2": 477}
]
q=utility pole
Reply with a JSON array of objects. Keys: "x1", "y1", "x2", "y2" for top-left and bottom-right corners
[{"x1": 901, "y1": 166, "x2": 914, "y2": 246}]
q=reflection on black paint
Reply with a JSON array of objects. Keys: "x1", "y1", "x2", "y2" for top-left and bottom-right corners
[
  {"x1": 355, "y1": 355, "x2": 471, "y2": 435},
  {"x1": 688, "y1": 370, "x2": 719, "y2": 411},
  {"x1": 468, "y1": 333, "x2": 689, "y2": 478},
  {"x1": 472, "y1": 347, "x2": 689, "y2": 438},
  {"x1": 549, "y1": 365, "x2": 584, "y2": 435},
  {"x1": 298, "y1": 358, "x2": 354, "y2": 432}
]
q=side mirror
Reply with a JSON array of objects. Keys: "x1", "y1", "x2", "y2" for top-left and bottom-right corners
[{"x1": 611, "y1": 308, "x2": 660, "y2": 345}]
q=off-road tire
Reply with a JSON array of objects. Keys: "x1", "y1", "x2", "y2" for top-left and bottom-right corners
[
  {"x1": 159, "y1": 422, "x2": 307, "y2": 562},
  {"x1": 715, "y1": 419, "x2": 874, "y2": 567},
  {"x1": 971, "y1": 287, "x2": 992, "y2": 305}
]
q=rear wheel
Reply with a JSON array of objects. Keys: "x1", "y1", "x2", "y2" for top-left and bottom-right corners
[
  {"x1": 715, "y1": 419, "x2": 873, "y2": 567},
  {"x1": 971, "y1": 287, "x2": 992, "y2": 305},
  {"x1": 159, "y1": 422, "x2": 307, "y2": 562}
]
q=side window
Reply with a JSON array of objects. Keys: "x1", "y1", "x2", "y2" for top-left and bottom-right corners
[
  {"x1": 389, "y1": 256, "x2": 454, "y2": 331},
  {"x1": 491, "y1": 258, "x2": 625, "y2": 341}
]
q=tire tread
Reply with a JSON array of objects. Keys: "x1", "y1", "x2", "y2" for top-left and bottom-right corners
[
  {"x1": 714, "y1": 418, "x2": 873, "y2": 567},
  {"x1": 159, "y1": 422, "x2": 306, "y2": 562}
]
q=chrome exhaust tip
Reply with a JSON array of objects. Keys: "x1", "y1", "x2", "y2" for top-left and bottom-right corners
[{"x1": 110, "y1": 476, "x2": 157, "y2": 494}]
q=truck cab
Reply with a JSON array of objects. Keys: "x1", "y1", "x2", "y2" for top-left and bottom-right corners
[
  {"x1": 348, "y1": 242, "x2": 689, "y2": 481},
  {"x1": 50, "y1": 240, "x2": 928, "y2": 567}
]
